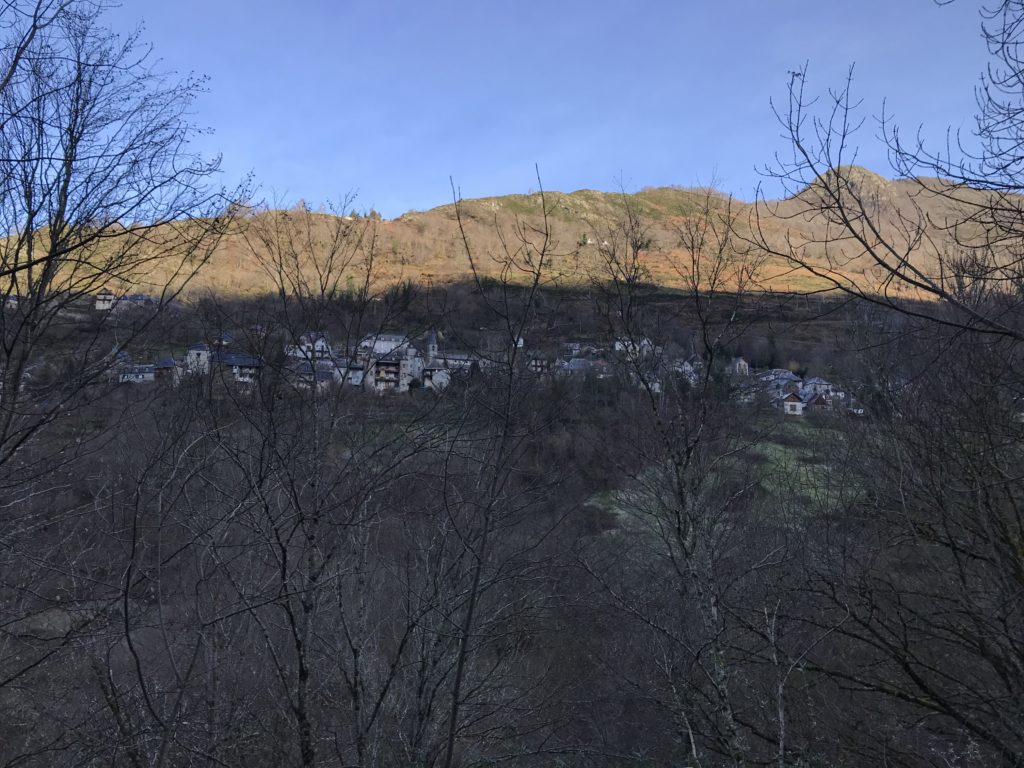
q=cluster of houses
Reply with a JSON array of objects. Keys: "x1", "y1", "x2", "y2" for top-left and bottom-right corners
[
  {"x1": 280, "y1": 329, "x2": 483, "y2": 393},
  {"x1": 111, "y1": 329, "x2": 486, "y2": 394},
  {"x1": 108, "y1": 325, "x2": 863, "y2": 415},
  {"x1": 753, "y1": 368, "x2": 864, "y2": 416},
  {"x1": 94, "y1": 289, "x2": 161, "y2": 312},
  {"x1": 542, "y1": 337, "x2": 862, "y2": 417},
  {"x1": 95, "y1": 279, "x2": 863, "y2": 415}
]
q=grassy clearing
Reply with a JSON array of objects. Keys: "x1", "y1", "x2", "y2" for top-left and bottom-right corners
[
  {"x1": 587, "y1": 413, "x2": 850, "y2": 538},
  {"x1": 748, "y1": 414, "x2": 848, "y2": 507}
]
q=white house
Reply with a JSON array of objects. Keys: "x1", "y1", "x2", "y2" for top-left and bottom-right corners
[
  {"x1": 286, "y1": 330, "x2": 333, "y2": 361},
  {"x1": 94, "y1": 289, "x2": 115, "y2": 311},
  {"x1": 214, "y1": 352, "x2": 263, "y2": 385},
  {"x1": 359, "y1": 333, "x2": 410, "y2": 357},
  {"x1": 438, "y1": 350, "x2": 478, "y2": 371},
  {"x1": 119, "y1": 364, "x2": 155, "y2": 384},
  {"x1": 778, "y1": 391, "x2": 806, "y2": 416},
  {"x1": 184, "y1": 343, "x2": 211, "y2": 375},
  {"x1": 614, "y1": 336, "x2": 656, "y2": 357},
  {"x1": 725, "y1": 356, "x2": 750, "y2": 377}
]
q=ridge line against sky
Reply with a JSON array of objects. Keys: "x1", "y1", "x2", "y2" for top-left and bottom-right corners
[{"x1": 107, "y1": 1, "x2": 988, "y2": 219}]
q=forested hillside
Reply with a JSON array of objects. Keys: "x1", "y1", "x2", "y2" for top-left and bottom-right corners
[{"x1": 2, "y1": 2, "x2": 1024, "y2": 767}]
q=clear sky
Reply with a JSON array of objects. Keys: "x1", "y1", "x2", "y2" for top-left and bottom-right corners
[{"x1": 105, "y1": 1, "x2": 989, "y2": 218}]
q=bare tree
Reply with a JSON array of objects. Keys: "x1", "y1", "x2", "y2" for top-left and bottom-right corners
[
  {"x1": 0, "y1": 0, "x2": 239, "y2": 482},
  {"x1": 744, "y1": 2, "x2": 1024, "y2": 764},
  {"x1": 0, "y1": 4, "x2": 240, "y2": 762},
  {"x1": 752, "y1": 2, "x2": 1024, "y2": 340},
  {"x1": 574, "y1": 189, "x2": 858, "y2": 767}
]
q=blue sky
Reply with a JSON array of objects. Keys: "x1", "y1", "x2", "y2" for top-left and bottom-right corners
[{"x1": 106, "y1": 1, "x2": 988, "y2": 218}]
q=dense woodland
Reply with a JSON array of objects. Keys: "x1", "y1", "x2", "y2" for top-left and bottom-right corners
[
  {"x1": 12, "y1": 268, "x2": 1020, "y2": 768},
  {"x1": 3, "y1": 1, "x2": 1024, "y2": 767}
]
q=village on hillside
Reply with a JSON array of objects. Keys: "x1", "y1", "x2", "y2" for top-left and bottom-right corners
[{"x1": 93, "y1": 289, "x2": 866, "y2": 417}]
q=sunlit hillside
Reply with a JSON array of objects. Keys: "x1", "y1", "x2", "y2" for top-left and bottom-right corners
[{"x1": 104, "y1": 169, "x2": 1004, "y2": 299}]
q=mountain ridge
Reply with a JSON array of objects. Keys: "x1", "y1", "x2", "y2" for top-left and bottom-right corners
[{"x1": 112, "y1": 168, "x2": 999, "y2": 299}]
